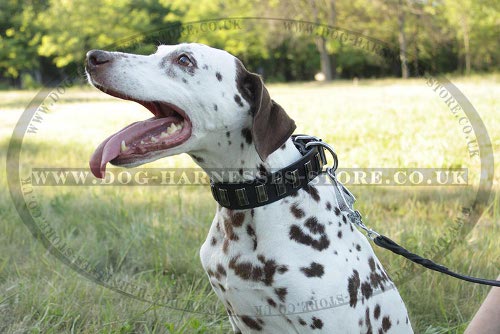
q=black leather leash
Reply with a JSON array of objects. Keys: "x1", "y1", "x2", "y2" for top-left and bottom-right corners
[{"x1": 209, "y1": 135, "x2": 500, "y2": 287}]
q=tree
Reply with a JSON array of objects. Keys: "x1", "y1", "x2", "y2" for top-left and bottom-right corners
[
  {"x1": 36, "y1": 0, "x2": 155, "y2": 68},
  {"x1": 0, "y1": 0, "x2": 46, "y2": 87}
]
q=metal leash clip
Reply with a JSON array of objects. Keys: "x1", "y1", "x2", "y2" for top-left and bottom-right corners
[{"x1": 293, "y1": 135, "x2": 338, "y2": 173}]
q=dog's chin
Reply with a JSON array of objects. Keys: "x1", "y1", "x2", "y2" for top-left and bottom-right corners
[
  {"x1": 109, "y1": 146, "x2": 187, "y2": 168},
  {"x1": 88, "y1": 82, "x2": 193, "y2": 179}
]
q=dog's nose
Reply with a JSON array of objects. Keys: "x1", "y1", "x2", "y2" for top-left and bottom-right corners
[{"x1": 86, "y1": 50, "x2": 112, "y2": 70}]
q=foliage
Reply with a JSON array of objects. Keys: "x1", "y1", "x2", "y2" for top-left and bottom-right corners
[{"x1": 0, "y1": 0, "x2": 498, "y2": 87}]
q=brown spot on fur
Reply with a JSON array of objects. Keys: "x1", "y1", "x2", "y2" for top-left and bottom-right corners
[
  {"x1": 374, "y1": 304, "x2": 381, "y2": 319},
  {"x1": 366, "y1": 307, "x2": 372, "y2": 332},
  {"x1": 246, "y1": 224, "x2": 258, "y2": 250},
  {"x1": 304, "y1": 185, "x2": 320, "y2": 202},
  {"x1": 234, "y1": 94, "x2": 244, "y2": 107},
  {"x1": 241, "y1": 316, "x2": 262, "y2": 330},
  {"x1": 310, "y1": 317, "x2": 323, "y2": 329},
  {"x1": 368, "y1": 257, "x2": 376, "y2": 271},
  {"x1": 216, "y1": 264, "x2": 227, "y2": 277},
  {"x1": 382, "y1": 316, "x2": 392, "y2": 332},
  {"x1": 361, "y1": 281, "x2": 373, "y2": 300},
  {"x1": 289, "y1": 224, "x2": 330, "y2": 251},
  {"x1": 222, "y1": 239, "x2": 229, "y2": 253},
  {"x1": 304, "y1": 217, "x2": 325, "y2": 234},
  {"x1": 348, "y1": 269, "x2": 361, "y2": 307},
  {"x1": 290, "y1": 203, "x2": 305, "y2": 218},
  {"x1": 274, "y1": 287, "x2": 287, "y2": 302},
  {"x1": 300, "y1": 262, "x2": 325, "y2": 278},
  {"x1": 229, "y1": 255, "x2": 286, "y2": 286}
]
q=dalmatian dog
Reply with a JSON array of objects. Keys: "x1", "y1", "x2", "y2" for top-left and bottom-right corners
[{"x1": 85, "y1": 43, "x2": 413, "y2": 333}]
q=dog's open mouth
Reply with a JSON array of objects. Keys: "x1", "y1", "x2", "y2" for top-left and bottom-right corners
[{"x1": 89, "y1": 85, "x2": 192, "y2": 179}]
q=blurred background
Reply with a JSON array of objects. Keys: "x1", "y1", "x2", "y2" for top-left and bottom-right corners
[
  {"x1": 0, "y1": 0, "x2": 498, "y2": 88},
  {"x1": 1, "y1": 1, "x2": 499, "y2": 333}
]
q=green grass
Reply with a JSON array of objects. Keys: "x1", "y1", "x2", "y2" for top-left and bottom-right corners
[{"x1": 0, "y1": 74, "x2": 499, "y2": 333}]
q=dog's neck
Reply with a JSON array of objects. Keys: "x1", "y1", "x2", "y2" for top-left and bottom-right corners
[{"x1": 190, "y1": 136, "x2": 302, "y2": 183}]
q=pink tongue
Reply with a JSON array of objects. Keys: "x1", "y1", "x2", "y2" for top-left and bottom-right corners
[{"x1": 89, "y1": 117, "x2": 177, "y2": 178}]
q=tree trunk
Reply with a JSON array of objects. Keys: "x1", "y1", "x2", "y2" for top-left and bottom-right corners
[
  {"x1": 462, "y1": 15, "x2": 471, "y2": 75},
  {"x1": 316, "y1": 37, "x2": 333, "y2": 81},
  {"x1": 398, "y1": 0, "x2": 409, "y2": 79}
]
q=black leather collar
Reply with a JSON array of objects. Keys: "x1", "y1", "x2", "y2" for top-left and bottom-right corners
[{"x1": 210, "y1": 135, "x2": 327, "y2": 210}]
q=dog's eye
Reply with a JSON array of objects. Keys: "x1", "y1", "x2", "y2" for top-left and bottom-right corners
[{"x1": 177, "y1": 54, "x2": 192, "y2": 67}]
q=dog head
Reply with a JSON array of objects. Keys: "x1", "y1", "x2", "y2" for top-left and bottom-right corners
[{"x1": 85, "y1": 43, "x2": 295, "y2": 178}]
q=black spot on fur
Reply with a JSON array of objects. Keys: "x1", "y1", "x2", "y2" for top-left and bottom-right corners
[
  {"x1": 229, "y1": 255, "x2": 286, "y2": 286},
  {"x1": 289, "y1": 223, "x2": 330, "y2": 251},
  {"x1": 369, "y1": 257, "x2": 376, "y2": 271},
  {"x1": 304, "y1": 185, "x2": 320, "y2": 202},
  {"x1": 300, "y1": 262, "x2": 324, "y2": 277},
  {"x1": 246, "y1": 224, "x2": 258, "y2": 250},
  {"x1": 310, "y1": 317, "x2": 323, "y2": 329},
  {"x1": 365, "y1": 307, "x2": 373, "y2": 333},
  {"x1": 337, "y1": 231, "x2": 343, "y2": 239},
  {"x1": 290, "y1": 203, "x2": 305, "y2": 218},
  {"x1": 216, "y1": 264, "x2": 226, "y2": 277},
  {"x1": 356, "y1": 244, "x2": 361, "y2": 251},
  {"x1": 241, "y1": 316, "x2": 262, "y2": 331},
  {"x1": 182, "y1": 78, "x2": 187, "y2": 83},
  {"x1": 226, "y1": 131, "x2": 230, "y2": 138},
  {"x1": 211, "y1": 237, "x2": 217, "y2": 246},
  {"x1": 234, "y1": 94, "x2": 244, "y2": 107},
  {"x1": 241, "y1": 127, "x2": 252, "y2": 144},
  {"x1": 280, "y1": 143, "x2": 287, "y2": 150},
  {"x1": 382, "y1": 316, "x2": 392, "y2": 332},
  {"x1": 274, "y1": 287, "x2": 287, "y2": 302},
  {"x1": 216, "y1": 72, "x2": 222, "y2": 81},
  {"x1": 298, "y1": 317, "x2": 307, "y2": 326},
  {"x1": 214, "y1": 104, "x2": 218, "y2": 111},
  {"x1": 191, "y1": 155, "x2": 204, "y2": 163},
  {"x1": 374, "y1": 304, "x2": 381, "y2": 319},
  {"x1": 304, "y1": 217, "x2": 324, "y2": 234},
  {"x1": 202, "y1": 64, "x2": 208, "y2": 70},
  {"x1": 334, "y1": 207, "x2": 341, "y2": 216},
  {"x1": 361, "y1": 281, "x2": 373, "y2": 300},
  {"x1": 267, "y1": 298, "x2": 276, "y2": 307},
  {"x1": 348, "y1": 269, "x2": 361, "y2": 307},
  {"x1": 326, "y1": 202, "x2": 332, "y2": 211}
]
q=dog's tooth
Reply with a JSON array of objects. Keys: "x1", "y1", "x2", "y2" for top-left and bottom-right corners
[
  {"x1": 167, "y1": 124, "x2": 176, "y2": 134},
  {"x1": 120, "y1": 140, "x2": 128, "y2": 152},
  {"x1": 140, "y1": 140, "x2": 145, "y2": 145},
  {"x1": 160, "y1": 131, "x2": 169, "y2": 138},
  {"x1": 151, "y1": 136, "x2": 158, "y2": 143}
]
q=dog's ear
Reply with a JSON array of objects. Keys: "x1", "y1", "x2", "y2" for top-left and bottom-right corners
[{"x1": 237, "y1": 61, "x2": 296, "y2": 161}]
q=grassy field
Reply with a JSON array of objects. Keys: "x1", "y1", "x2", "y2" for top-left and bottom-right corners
[{"x1": 0, "y1": 75, "x2": 498, "y2": 333}]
